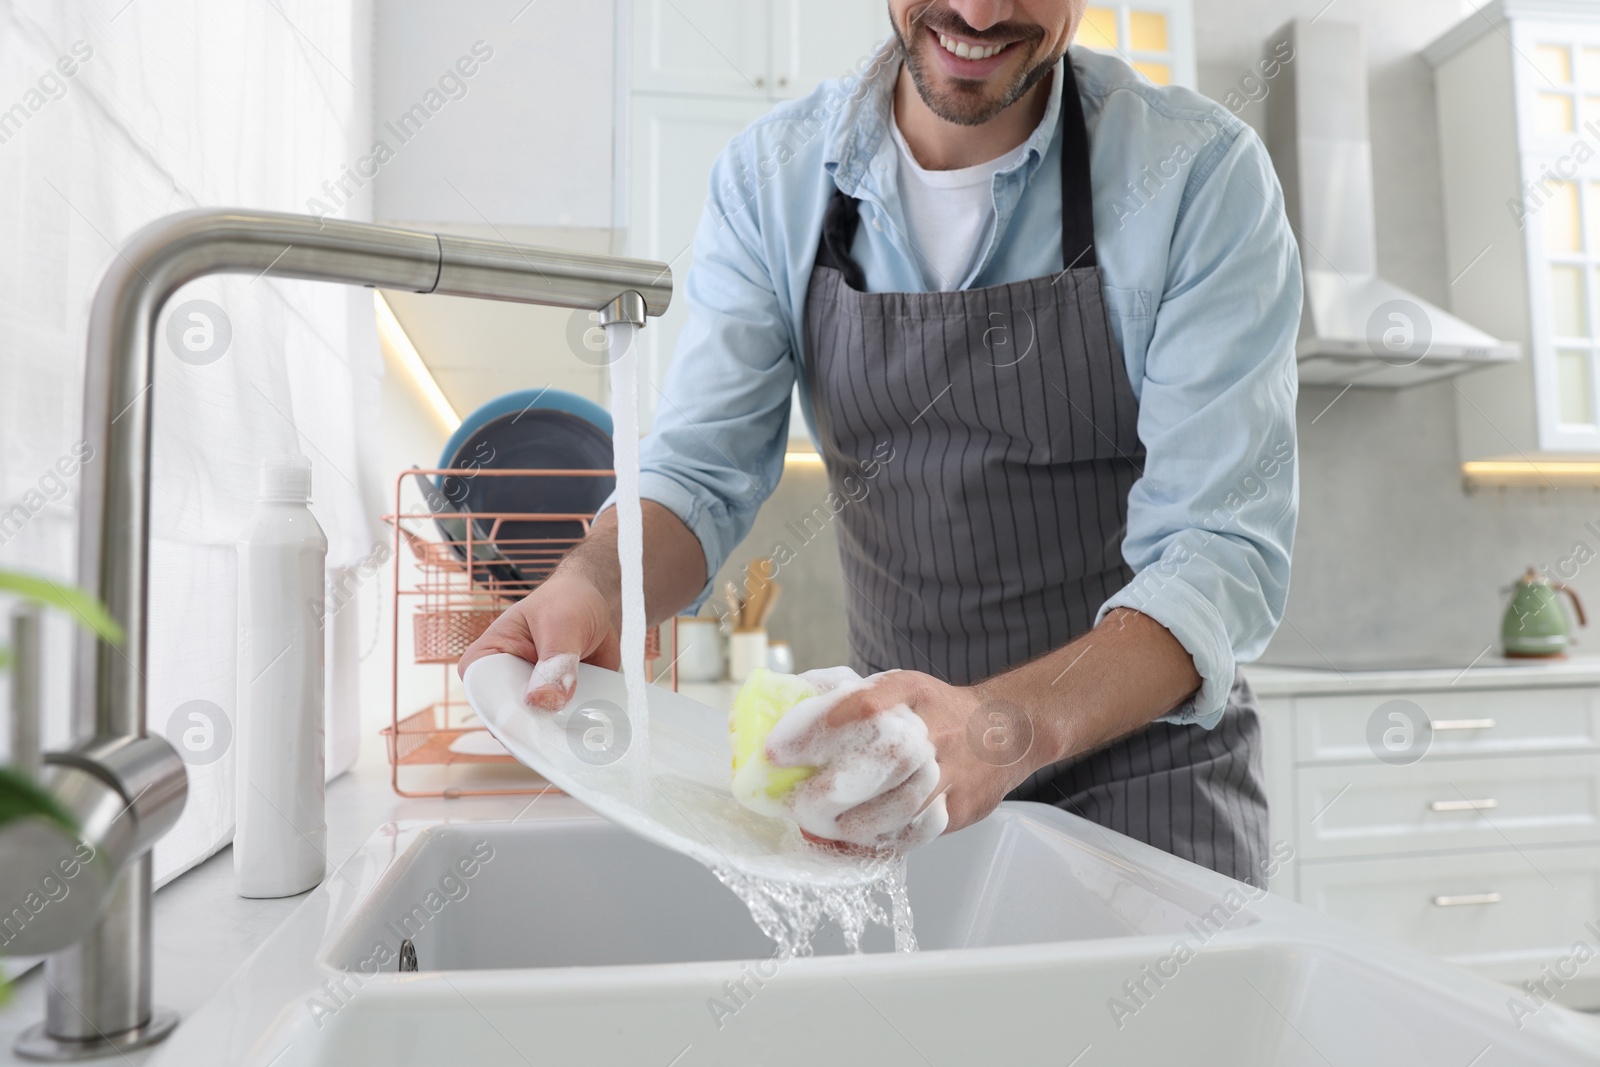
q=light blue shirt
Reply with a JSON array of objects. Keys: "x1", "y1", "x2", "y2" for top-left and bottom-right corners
[{"x1": 629, "y1": 43, "x2": 1302, "y2": 727}]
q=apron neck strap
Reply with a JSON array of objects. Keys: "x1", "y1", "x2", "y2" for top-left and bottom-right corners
[
  {"x1": 1056, "y1": 55, "x2": 1097, "y2": 271},
  {"x1": 819, "y1": 193, "x2": 868, "y2": 291}
]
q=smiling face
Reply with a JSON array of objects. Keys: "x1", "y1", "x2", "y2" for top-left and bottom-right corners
[{"x1": 890, "y1": 0, "x2": 1083, "y2": 126}]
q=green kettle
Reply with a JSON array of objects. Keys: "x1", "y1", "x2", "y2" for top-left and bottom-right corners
[{"x1": 1502, "y1": 567, "x2": 1587, "y2": 658}]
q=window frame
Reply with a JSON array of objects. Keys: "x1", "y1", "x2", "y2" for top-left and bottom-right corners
[
  {"x1": 1077, "y1": 0, "x2": 1197, "y2": 90},
  {"x1": 1515, "y1": 20, "x2": 1600, "y2": 449}
]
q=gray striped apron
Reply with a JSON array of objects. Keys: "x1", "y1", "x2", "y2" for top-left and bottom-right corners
[{"x1": 802, "y1": 57, "x2": 1269, "y2": 885}]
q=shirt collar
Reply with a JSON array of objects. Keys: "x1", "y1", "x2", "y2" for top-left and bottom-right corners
[{"x1": 824, "y1": 42, "x2": 1069, "y2": 199}]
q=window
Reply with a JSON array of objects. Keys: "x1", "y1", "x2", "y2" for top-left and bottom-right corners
[
  {"x1": 1076, "y1": 2, "x2": 1195, "y2": 89},
  {"x1": 1521, "y1": 24, "x2": 1600, "y2": 437}
]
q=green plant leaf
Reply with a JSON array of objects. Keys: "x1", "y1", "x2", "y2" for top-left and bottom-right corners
[{"x1": 0, "y1": 570, "x2": 123, "y2": 645}]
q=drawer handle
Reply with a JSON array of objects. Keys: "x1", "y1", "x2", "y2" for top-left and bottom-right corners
[
  {"x1": 1432, "y1": 718, "x2": 1496, "y2": 731},
  {"x1": 1429, "y1": 798, "x2": 1498, "y2": 812},
  {"x1": 1433, "y1": 892, "x2": 1503, "y2": 907}
]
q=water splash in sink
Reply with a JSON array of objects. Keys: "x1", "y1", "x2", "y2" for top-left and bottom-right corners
[{"x1": 712, "y1": 850, "x2": 918, "y2": 956}]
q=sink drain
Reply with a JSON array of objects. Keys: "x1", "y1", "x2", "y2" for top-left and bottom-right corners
[{"x1": 398, "y1": 939, "x2": 418, "y2": 973}]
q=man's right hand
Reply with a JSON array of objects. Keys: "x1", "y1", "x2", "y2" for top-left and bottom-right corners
[
  {"x1": 455, "y1": 500, "x2": 707, "y2": 710},
  {"x1": 456, "y1": 570, "x2": 621, "y2": 711}
]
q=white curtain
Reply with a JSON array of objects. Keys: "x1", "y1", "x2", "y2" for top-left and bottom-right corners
[{"x1": 0, "y1": 0, "x2": 382, "y2": 884}]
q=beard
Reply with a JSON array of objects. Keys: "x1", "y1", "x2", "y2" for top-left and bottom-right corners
[{"x1": 893, "y1": 3, "x2": 1060, "y2": 127}]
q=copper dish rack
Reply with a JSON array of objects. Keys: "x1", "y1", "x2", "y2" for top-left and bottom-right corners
[{"x1": 382, "y1": 467, "x2": 674, "y2": 797}]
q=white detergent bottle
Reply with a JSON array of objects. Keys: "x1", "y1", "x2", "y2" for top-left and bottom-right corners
[{"x1": 235, "y1": 454, "x2": 328, "y2": 897}]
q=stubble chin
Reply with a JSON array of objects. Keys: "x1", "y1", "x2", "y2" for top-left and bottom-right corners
[{"x1": 895, "y1": 31, "x2": 1061, "y2": 128}]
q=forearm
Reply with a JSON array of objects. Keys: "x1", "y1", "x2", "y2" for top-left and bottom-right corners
[
  {"x1": 974, "y1": 608, "x2": 1202, "y2": 768},
  {"x1": 559, "y1": 501, "x2": 708, "y2": 632}
]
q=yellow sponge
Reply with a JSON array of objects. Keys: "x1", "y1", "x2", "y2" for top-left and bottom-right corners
[{"x1": 729, "y1": 667, "x2": 818, "y2": 812}]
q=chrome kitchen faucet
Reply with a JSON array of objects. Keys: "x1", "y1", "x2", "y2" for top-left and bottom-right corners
[{"x1": 10, "y1": 209, "x2": 670, "y2": 1060}]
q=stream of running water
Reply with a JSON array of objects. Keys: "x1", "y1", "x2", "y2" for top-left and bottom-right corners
[{"x1": 603, "y1": 318, "x2": 915, "y2": 955}]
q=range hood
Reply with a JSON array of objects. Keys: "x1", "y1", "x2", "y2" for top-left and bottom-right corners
[{"x1": 1264, "y1": 19, "x2": 1519, "y2": 388}]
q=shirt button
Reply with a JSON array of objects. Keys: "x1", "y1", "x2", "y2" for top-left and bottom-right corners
[{"x1": 872, "y1": 217, "x2": 883, "y2": 232}]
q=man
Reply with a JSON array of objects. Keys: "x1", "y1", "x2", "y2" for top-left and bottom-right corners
[{"x1": 461, "y1": 0, "x2": 1299, "y2": 884}]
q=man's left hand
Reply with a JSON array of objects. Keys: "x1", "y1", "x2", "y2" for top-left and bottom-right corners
[{"x1": 823, "y1": 670, "x2": 1046, "y2": 836}]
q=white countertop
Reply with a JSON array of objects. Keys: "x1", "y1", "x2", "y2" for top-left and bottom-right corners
[
  {"x1": 677, "y1": 680, "x2": 741, "y2": 707},
  {"x1": 1243, "y1": 654, "x2": 1600, "y2": 697},
  {"x1": 0, "y1": 745, "x2": 595, "y2": 1065}
]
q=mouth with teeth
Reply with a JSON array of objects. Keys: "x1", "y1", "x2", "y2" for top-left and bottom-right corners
[
  {"x1": 926, "y1": 25, "x2": 1022, "y2": 77},
  {"x1": 937, "y1": 31, "x2": 1008, "y2": 60}
]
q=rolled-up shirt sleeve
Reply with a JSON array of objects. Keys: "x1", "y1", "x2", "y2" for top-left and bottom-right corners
[
  {"x1": 604, "y1": 134, "x2": 797, "y2": 608},
  {"x1": 1097, "y1": 127, "x2": 1302, "y2": 728}
]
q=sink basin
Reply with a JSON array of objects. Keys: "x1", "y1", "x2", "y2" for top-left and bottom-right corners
[
  {"x1": 323, "y1": 809, "x2": 1254, "y2": 966},
  {"x1": 150, "y1": 803, "x2": 1600, "y2": 1066}
]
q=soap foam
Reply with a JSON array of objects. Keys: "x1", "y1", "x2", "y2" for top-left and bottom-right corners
[
  {"x1": 765, "y1": 681, "x2": 948, "y2": 849},
  {"x1": 524, "y1": 652, "x2": 579, "y2": 710}
]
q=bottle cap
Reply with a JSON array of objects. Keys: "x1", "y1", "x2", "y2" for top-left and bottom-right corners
[{"x1": 259, "y1": 454, "x2": 312, "y2": 503}]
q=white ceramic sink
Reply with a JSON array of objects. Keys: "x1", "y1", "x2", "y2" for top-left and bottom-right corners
[{"x1": 150, "y1": 804, "x2": 1600, "y2": 1066}]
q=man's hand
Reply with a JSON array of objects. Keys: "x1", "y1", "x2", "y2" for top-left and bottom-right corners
[
  {"x1": 456, "y1": 571, "x2": 620, "y2": 710},
  {"x1": 822, "y1": 671, "x2": 1036, "y2": 835},
  {"x1": 802, "y1": 610, "x2": 1202, "y2": 841},
  {"x1": 455, "y1": 500, "x2": 708, "y2": 710}
]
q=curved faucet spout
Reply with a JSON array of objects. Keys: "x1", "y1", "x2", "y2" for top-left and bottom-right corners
[{"x1": 75, "y1": 208, "x2": 671, "y2": 743}]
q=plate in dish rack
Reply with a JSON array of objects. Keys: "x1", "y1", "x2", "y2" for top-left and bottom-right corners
[{"x1": 463, "y1": 654, "x2": 889, "y2": 886}]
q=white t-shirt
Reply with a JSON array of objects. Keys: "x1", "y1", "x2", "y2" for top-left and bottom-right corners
[{"x1": 888, "y1": 116, "x2": 1029, "y2": 292}]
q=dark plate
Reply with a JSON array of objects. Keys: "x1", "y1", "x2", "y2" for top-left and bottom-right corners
[{"x1": 436, "y1": 408, "x2": 615, "y2": 583}]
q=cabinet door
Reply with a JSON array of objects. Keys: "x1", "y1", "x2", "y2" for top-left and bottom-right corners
[
  {"x1": 1293, "y1": 686, "x2": 1600, "y2": 764},
  {"x1": 1299, "y1": 845, "x2": 1600, "y2": 1008},
  {"x1": 631, "y1": 0, "x2": 769, "y2": 97},
  {"x1": 770, "y1": 0, "x2": 891, "y2": 100},
  {"x1": 627, "y1": 95, "x2": 774, "y2": 417},
  {"x1": 1295, "y1": 754, "x2": 1600, "y2": 860}
]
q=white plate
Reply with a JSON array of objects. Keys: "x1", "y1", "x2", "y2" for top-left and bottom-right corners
[{"x1": 463, "y1": 654, "x2": 887, "y2": 886}]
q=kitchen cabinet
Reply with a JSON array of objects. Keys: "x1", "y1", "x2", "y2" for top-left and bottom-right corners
[
  {"x1": 1298, "y1": 844, "x2": 1600, "y2": 990},
  {"x1": 1250, "y1": 659, "x2": 1600, "y2": 1008},
  {"x1": 1427, "y1": 2, "x2": 1600, "y2": 460},
  {"x1": 630, "y1": 0, "x2": 889, "y2": 99},
  {"x1": 629, "y1": 0, "x2": 771, "y2": 98},
  {"x1": 770, "y1": 0, "x2": 892, "y2": 99},
  {"x1": 1294, "y1": 754, "x2": 1600, "y2": 859}
]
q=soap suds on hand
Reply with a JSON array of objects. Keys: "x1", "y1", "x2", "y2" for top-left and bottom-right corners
[
  {"x1": 730, "y1": 666, "x2": 948, "y2": 849},
  {"x1": 525, "y1": 652, "x2": 579, "y2": 710},
  {"x1": 771, "y1": 698, "x2": 942, "y2": 847}
]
